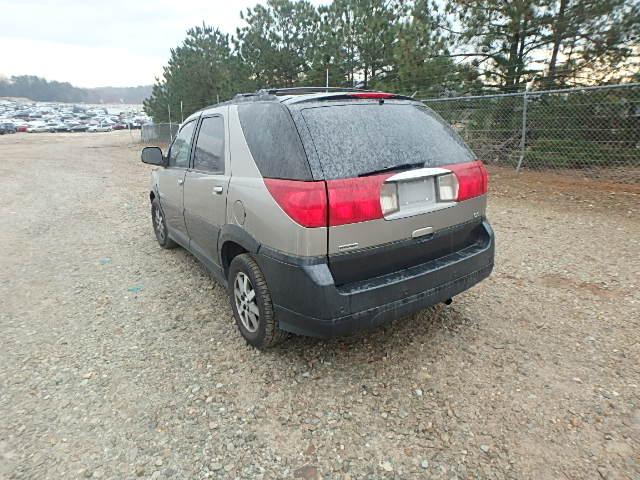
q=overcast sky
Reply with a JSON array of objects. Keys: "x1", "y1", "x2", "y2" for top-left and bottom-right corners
[{"x1": 0, "y1": 0, "x2": 326, "y2": 88}]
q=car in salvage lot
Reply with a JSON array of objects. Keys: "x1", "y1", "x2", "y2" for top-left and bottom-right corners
[
  {"x1": 27, "y1": 124, "x2": 51, "y2": 133},
  {"x1": 141, "y1": 87, "x2": 495, "y2": 349},
  {"x1": 0, "y1": 99, "x2": 151, "y2": 134},
  {"x1": 88, "y1": 123, "x2": 113, "y2": 132},
  {"x1": 48, "y1": 123, "x2": 70, "y2": 132},
  {"x1": 0, "y1": 122, "x2": 17, "y2": 134}
]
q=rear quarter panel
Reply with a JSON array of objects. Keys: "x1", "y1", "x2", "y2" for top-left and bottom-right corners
[{"x1": 226, "y1": 105, "x2": 327, "y2": 258}]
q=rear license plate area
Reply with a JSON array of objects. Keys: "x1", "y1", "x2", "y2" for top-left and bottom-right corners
[{"x1": 397, "y1": 178, "x2": 436, "y2": 212}]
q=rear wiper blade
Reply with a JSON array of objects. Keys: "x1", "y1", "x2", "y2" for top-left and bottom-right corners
[{"x1": 358, "y1": 162, "x2": 424, "y2": 177}]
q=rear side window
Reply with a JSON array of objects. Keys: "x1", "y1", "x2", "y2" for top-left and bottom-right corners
[
  {"x1": 238, "y1": 103, "x2": 312, "y2": 180},
  {"x1": 194, "y1": 116, "x2": 225, "y2": 174},
  {"x1": 299, "y1": 103, "x2": 475, "y2": 179}
]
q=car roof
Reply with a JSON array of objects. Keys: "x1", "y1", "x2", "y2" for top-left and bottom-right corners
[{"x1": 187, "y1": 88, "x2": 421, "y2": 123}]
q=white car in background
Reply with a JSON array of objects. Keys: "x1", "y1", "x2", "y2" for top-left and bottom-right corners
[
  {"x1": 27, "y1": 125, "x2": 50, "y2": 133},
  {"x1": 88, "y1": 124, "x2": 113, "y2": 133}
]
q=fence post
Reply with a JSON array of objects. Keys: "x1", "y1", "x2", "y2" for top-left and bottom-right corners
[
  {"x1": 168, "y1": 105, "x2": 173, "y2": 143},
  {"x1": 516, "y1": 87, "x2": 528, "y2": 173}
]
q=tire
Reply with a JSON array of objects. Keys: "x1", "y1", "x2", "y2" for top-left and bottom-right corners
[
  {"x1": 151, "y1": 198, "x2": 177, "y2": 249},
  {"x1": 228, "y1": 253, "x2": 287, "y2": 349}
]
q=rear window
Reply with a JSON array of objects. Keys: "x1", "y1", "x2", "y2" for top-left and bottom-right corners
[
  {"x1": 238, "y1": 103, "x2": 312, "y2": 180},
  {"x1": 299, "y1": 103, "x2": 474, "y2": 179}
]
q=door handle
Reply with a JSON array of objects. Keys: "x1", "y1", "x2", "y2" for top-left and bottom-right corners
[
  {"x1": 177, "y1": 179, "x2": 184, "y2": 186},
  {"x1": 213, "y1": 186, "x2": 224, "y2": 195}
]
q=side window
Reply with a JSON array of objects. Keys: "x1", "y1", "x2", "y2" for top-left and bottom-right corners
[
  {"x1": 168, "y1": 120, "x2": 196, "y2": 168},
  {"x1": 193, "y1": 116, "x2": 225, "y2": 174},
  {"x1": 238, "y1": 103, "x2": 312, "y2": 180}
]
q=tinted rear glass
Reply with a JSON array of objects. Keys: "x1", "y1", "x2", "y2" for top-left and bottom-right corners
[
  {"x1": 238, "y1": 103, "x2": 312, "y2": 180},
  {"x1": 300, "y1": 103, "x2": 474, "y2": 179}
]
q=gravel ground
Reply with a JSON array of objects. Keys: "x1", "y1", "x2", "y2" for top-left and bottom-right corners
[{"x1": 1, "y1": 131, "x2": 638, "y2": 480}]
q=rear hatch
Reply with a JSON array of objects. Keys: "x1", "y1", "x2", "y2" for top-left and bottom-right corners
[{"x1": 292, "y1": 98, "x2": 489, "y2": 286}]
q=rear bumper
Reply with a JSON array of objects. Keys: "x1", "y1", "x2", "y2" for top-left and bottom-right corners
[{"x1": 255, "y1": 220, "x2": 495, "y2": 338}]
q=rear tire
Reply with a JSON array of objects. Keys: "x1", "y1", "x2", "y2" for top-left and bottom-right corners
[
  {"x1": 151, "y1": 198, "x2": 177, "y2": 249},
  {"x1": 228, "y1": 254, "x2": 286, "y2": 349}
]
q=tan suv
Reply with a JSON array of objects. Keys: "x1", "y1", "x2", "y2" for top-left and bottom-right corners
[{"x1": 141, "y1": 87, "x2": 495, "y2": 348}]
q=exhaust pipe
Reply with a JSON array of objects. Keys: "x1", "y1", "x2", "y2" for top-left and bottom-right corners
[{"x1": 443, "y1": 298, "x2": 453, "y2": 305}]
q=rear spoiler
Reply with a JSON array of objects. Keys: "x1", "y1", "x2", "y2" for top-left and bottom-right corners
[{"x1": 288, "y1": 91, "x2": 417, "y2": 104}]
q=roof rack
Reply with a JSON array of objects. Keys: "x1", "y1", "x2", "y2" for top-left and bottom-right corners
[
  {"x1": 198, "y1": 87, "x2": 416, "y2": 113},
  {"x1": 258, "y1": 86, "x2": 370, "y2": 96},
  {"x1": 230, "y1": 92, "x2": 278, "y2": 103}
]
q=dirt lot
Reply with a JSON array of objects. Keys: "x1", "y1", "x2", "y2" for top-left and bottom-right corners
[{"x1": 1, "y1": 131, "x2": 638, "y2": 480}]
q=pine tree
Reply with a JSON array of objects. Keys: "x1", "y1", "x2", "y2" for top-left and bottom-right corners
[
  {"x1": 144, "y1": 24, "x2": 242, "y2": 121},
  {"x1": 234, "y1": 0, "x2": 320, "y2": 88}
]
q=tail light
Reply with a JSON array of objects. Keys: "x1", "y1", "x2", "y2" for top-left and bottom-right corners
[
  {"x1": 440, "y1": 160, "x2": 488, "y2": 202},
  {"x1": 380, "y1": 182, "x2": 399, "y2": 216},
  {"x1": 436, "y1": 173, "x2": 458, "y2": 201},
  {"x1": 263, "y1": 179, "x2": 327, "y2": 228},
  {"x1": 265, "y1": 161, "x2": 487, "y2": 228},
  {"x1": 264, "y1": 174, "x2": 390, "y2": 228},
  {"x1": 326, "y1": 174, "x2": 391, "y2": 226}
]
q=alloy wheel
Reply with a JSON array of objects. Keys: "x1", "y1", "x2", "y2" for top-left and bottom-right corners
[
  {"x1": 153, "y1": 205, "x2": 165, "y2": 242},
  {"x1": 234, "y1": 272, "x2": 259, "y2": 333}
]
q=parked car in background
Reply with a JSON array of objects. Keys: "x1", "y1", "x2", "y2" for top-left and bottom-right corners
[
  {"x1": 89, "y1": 124, "x2": 113, "y2": 132},
  {"x1": 48, "y1": 123, "x2": 70, "y2": 132},
  {"x1": 141, "y1": 87, "x2": 495, "y2": 348},
  {"x1": 0, "y1": 99, "x2": 151, "y2": 135},
  {"x1": 69, "y1": 125, "x2": 89, "y2": 132},
  {"x1": 27, "y1": 125, "x2": 50, "y2": 133},
  {"x1": 0, "y1": 122, "x2": 17, "y2": 134}
]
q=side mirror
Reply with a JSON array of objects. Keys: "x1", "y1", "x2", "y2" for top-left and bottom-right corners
[{"x1": 141, "y1": 146, "x2": 166, "y2": 166}]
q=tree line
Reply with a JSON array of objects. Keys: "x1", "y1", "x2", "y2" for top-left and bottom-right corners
[
  {"x1": 0, "y1": 75, "x2": 152, "y2": 104},
  {"x1": 144, "y1": 0, "x2": 639, "y2": 121}
]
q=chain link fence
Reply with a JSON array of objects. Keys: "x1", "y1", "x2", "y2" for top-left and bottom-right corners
[
  {"x1": 141, "y1": 123, "x2": 179, "y2": 145},
  {"x1": 141, "y1": 83, "x2": 639, "y2": 183},
  {"x1": 423, "y1": 83, "x2": 640, "y2": 183}
]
